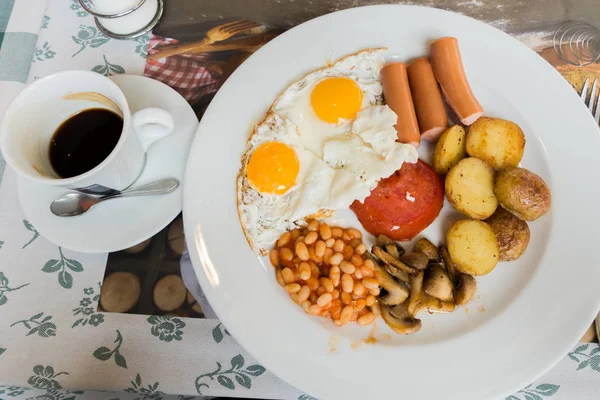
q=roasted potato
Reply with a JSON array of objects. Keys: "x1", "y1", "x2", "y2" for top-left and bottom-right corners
[
  {"x1": 494, "y1": 167, "x2": 551, "y2": 221},
  {"x1": 445, "y1": 157, "x2": 498, "y2": 219},
  {"x1": 447, "y1": 220, "x2": 499, "y2": 276},
  {"x1": 485, "y1": 207, "x2": 530, "y2": 261},
  {"x1": 433, "y1": 125, "x2": 467, "y2": 175},
  {"x1": 466, "y1": 117, "x2": 525, "y2": 170}
]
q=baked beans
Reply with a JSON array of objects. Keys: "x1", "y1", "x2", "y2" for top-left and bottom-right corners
[{"x1": 272, "y1": 221, "x2": 378, "y2": 327}]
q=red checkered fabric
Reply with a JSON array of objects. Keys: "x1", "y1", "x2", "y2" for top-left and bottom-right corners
[{"x1": 144, "y1": 35, "x2": 222, "y2": 105}]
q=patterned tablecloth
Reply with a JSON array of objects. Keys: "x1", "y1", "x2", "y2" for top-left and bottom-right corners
[{"x1": 1, "y1": 1, "x2": 600, "y2": 400}]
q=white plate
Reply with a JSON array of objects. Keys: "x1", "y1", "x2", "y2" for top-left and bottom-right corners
[
  {"x1": 18, "y1": 75, "x2": 198, "y2": 253},
  {"x1": 183, "y1": 5, "x2": 600, "y2": 400}
]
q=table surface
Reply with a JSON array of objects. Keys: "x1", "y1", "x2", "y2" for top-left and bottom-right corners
[
  {"x1": 1, "y1": 1, "x2": 600, "y2": 400},
  {"x1": 156, "y1": 0, "x2": 600, "y2": 37}
]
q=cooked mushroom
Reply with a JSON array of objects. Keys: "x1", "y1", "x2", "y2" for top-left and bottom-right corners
[
  {"x1": 407, "y1": 271, "x2": 424, "y2": 316},
  {"x1": 440, "y1": 246, "x2": 458, "y2": 280},
  {"x1": 383, "y1": 263, "x2": 410, "y2": 284},
  {"x1": 381, "y1": 302, "x2": 422, "y2": 335},
  {"x1": 372, "y1": 246, "x2": 417, "y2": 275},
  {"x1": 454, "y1": 274, "x2": 477, "y2": 306},
  {"x1": 365, "y1": 251, "x2": 410, "y2": 283},
  {"x1": 423, "y1": 265, "x2": 454, "y2": 302},
  {"x1": 440, "y1": 245, "x2": 476, "y2": 306},
  {"x1": 414, "y1": 294, "x2": 456, "y2": 315},
  {"x1": 377, "y1": 234, "x2": 395, "y2": 247},
  {"x1": 374, "y1": 264, "x2": 409, "y2": 305},
  {"x1": 376, "y1": 234, "x2": 406, "y2": 257},
  {"x1": 414, "y1": 238, "x2": 439, "y2": 261},
  {"x1": 400, "y1": 252, "x2": 429, "y2": 271},
  {"x1": 385, "y1": 244, "x2": 399, "y2": 259}
]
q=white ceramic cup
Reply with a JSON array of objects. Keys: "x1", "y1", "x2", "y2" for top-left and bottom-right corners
[{"x1": 0, "y1": 70, "x2": 174, "y2": 194}]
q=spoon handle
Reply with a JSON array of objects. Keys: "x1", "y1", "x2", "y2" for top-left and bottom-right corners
[{"x1": 113, "y1": 178, "x2": 180, "y2": 199}]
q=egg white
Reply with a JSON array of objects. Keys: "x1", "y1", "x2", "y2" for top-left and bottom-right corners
[{"x1": 272, "y1": 49, "x2": 385, "y2": 158}]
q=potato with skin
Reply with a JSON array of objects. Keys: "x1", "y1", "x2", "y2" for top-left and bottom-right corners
[
  {"x1": 445, "y1": 157, "x2": 498, "y2": 219},
  {"x1": 433, "y1": 125, "x2": 467, "y2": 175},
  {"x1": 447, "y1": 220, "x2": 499, "y2": 276},
  {"x1": 466, "y1": 117, "x2": 525, "y2": 170},
  {"x1": 494, "y1": 167, "x2": 551, "y2": 221},
  {"x1": 485, "y1": 207, "x2": 530, "y2": 261}
]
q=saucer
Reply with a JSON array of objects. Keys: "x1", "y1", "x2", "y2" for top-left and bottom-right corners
[{"x1": 17, "y1": 75, "x2": 198, "y2": 253}]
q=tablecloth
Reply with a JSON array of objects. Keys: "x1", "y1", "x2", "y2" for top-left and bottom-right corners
[{"x1": 1, "y1": 1, "x2": 600, "y2": 400}]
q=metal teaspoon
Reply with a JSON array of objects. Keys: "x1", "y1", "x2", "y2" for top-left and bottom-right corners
[{"x1": 50, "y1": 178, "x2": 180, "y2": 217}]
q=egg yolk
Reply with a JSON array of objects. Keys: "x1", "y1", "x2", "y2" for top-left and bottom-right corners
[
  {"x1": 310, "y1": 77, "x2": 363, "y2": 124},
  {"x1": 246, "y1": 142, "x2": 299, "y2": 195}
]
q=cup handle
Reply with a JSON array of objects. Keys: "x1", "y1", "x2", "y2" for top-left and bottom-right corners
[{"x1": 132, "y1": 107, "x2": 174, "y2": 152}]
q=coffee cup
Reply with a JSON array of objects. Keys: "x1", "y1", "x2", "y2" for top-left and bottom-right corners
[{"x1": 0, "y1": 70, "x2": 173, "y2": 194}]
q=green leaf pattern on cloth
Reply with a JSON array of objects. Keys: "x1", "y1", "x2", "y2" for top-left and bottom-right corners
[
  {"x1": 91, "y1": 55, "x2": 126, "y2": 76},
  {"x1": 0, "y1": 241, "x2": 4, "y2": 249},
  {"x1": 69, "y1": 0, "x2": 88, "y2": 18},
  {"x1": 211, "y1": 323, "x2": 231, "y2": 344},
  {"x1": 22, "y1": 220, "x2": 40, "y2": 249},
  {"x1": 195, "y1": 354, "x2": 266, "y2": 395},
  {"x1": 134, "y1": 34, "x2": 150, "y2": 58},
  {"x1": 42, "y1": 247, "x2": 84, "y2": 289},
  {"x1": 42, "y1": 15, "x2": 51, "y2": 29},
  {"x1": 11, "y1": 312, "x2": 57, "y2": 337},
  {"x1": 0, "y1": 272, "x2": 30, "y2": 306},
  {"x1": 147, "y1": 316, "x2": 186, "y2": 342},
  {"x1": 71, "y1": 25, "x2": 110, "y2": 57},
  {"x1": 92, "y1": 330, "x2": 127, "y2": 368},
  {"x1": 298, "y1": 395, "x2": 318, "y2": 400},
  {"x1": 72, "y1": 285, "x2": 104, "y2": 328},
  {"x1": 23, "y1": 388, "x2": 82, "y2": 400},
  {"x1": 568, "y1": 343, "x2": 600, "y2": 372},
  {"x1": 27, "y1": 365, "x2": 69, "y2": 390},
  {"x1": 506, "y1": 384, "x2": 560, "y2": 400},
  {"x1": 0, "y1": 385, "x2": 29, "y2": 397},
  {"x1": 125, "y1": 373, "x2": 163, "y2": 399},
  {"x1": 33, "y1": 42, "x2": 56, "y2": 62}
]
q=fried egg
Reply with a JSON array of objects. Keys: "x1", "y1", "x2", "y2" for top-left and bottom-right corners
[{"x1": 237, "y1": 49, "x2": 418, "y2": 253}]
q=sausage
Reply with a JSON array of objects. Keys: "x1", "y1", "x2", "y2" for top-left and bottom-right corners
[
  {"x1": 430, "y1": 37, "x2": 483, "y2": 126},
  {"x1": 407, "y1": 57, "x2": 449, "y2": 141},
  {"x1": 381, "y1": 62, "x2": 421, "y2": 148}
]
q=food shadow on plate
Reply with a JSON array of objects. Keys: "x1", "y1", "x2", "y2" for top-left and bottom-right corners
[{"x1": 98, "y1": 214, "x2": 205, "y2": 319}]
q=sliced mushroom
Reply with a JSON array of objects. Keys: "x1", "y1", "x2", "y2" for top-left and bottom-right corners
[
  {"x1": 400, "y1": 252, "x2": 429, "y2": 271},
  {"x1": 440, "y1": 246, "x2": 458, "y2": 280},
  {"x1": 365, "y1": 251, "x2": 410, "y2": 284},
  {"x1": 423, "y1": 265, "x2": 454, "y2": 302},
  {"x1": 385, "y1": 243, "x2": 399, "y2": 259},
  {"x1": 407, "y1": 271, "x2": 424, "y2": 316},
  {"x1": 454, "y1": 274, "x2": 477, "y2": 306},
  {"x1": 381, "y1": 302, "x2": 422, "y2": 335},
  {"x1": 377, "y1": 234, "x2": 395, "y2": 247},
  {"x1": 414, "y1": 294, "x2": 456, "y2": 315},
  {"x1": 383, "y1": 263, "x2": 411, "y2": 284},
  {"x1": 440, "y1": 245, "x2": 476, "y2": 306},
  {"x1": 414, "y1": 238, "x2": 439, "y2": 262},
  {"x1": 374, "y1": 264, "x2": 409, "y2": 305},
  {"x1": 376, "y1": 234, "x2": 405, "y2": 258},
  {"x1": 372, "y1": 246, "x2": 417, "y2": 275}
]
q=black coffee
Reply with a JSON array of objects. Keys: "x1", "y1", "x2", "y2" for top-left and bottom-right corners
[{"x1": 49, "y1": 108, "x2": 123, "y2": 179}]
